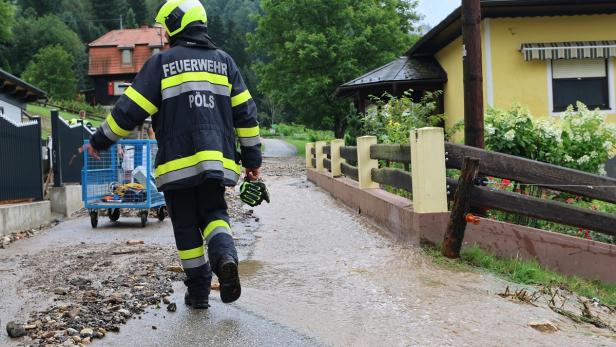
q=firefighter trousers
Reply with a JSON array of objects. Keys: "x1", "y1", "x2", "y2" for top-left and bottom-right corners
[{"x1": 164, "y1": 179, "x2": 238, "y2": 297}]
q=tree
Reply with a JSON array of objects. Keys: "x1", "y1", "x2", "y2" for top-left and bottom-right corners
[
  {"x1": 9, "y1": 15, "x2": 85, "y2": 76},
  {"x1": 125, "y1": 8, "x2": 138, "y2": 29},
  {"x1": 22, "y1": 45, "x2": 77, "y2": 99},
  {"x1": 91, "y1": 0, "x2": 127, "y2": 30},
  {"x1": 0, "y1": 0, "x2": 14, "y2": 44},
  {"x1": 16, "y1": 0, "x2": 60, "y2": 16},
  {"x1": 251, "y1": 0, "x2": 419, "y2": 137},
  {"x1": 128, "y1": 0, "x2": 148, "y2": 26},
  {"x1": 59, "y1": 0, "x2": 106, "y2": 43}
]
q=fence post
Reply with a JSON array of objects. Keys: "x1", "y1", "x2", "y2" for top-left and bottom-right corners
[
  {"x1": 330, "y1": 139, "x2": 345, "y2": 177},
  {"x1": 315, "y1": 141, "x2": 326, "y2": 172},
  {"x1": 51, "y1": 110, "x2": 63, "y2": 188},
  {"x1": 357, "y1": 136, "x2": 379, "y2": 189},
  {"x1": 305, "y1": 142, "x2": 315, "y2": 169},
  {"x1": 410, "y1": 127, "x2": 448, "y2": 213}
]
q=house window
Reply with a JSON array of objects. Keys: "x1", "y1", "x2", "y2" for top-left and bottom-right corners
[
  {"x1": 152, "y1": 48, "x2": 160, "y2": 56},
  {"x1": 552, "y1": 59, "x2": 609, "y2": 112},
  {"x1": 121, "y1": 49, "x2": 133, "y2": 65}
]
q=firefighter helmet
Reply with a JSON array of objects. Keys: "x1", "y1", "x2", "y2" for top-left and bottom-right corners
[{"x1": 155, "y1": 0, "x2": 207, "y2": 37}]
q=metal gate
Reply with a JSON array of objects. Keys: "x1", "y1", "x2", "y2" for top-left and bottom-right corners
[{"x1": 0, "y1": 114, "x2": 43, "y2": 201}]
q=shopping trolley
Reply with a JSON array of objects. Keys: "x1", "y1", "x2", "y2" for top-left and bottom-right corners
[{"x1": 82, "y1": 139, "x2": 166, "y2": 228}]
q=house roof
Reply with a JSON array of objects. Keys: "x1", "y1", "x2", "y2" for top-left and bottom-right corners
[
  {"x1": 335, "y1": 57, "x2": 446, "y2": 97},
  {"x1": 0, "y1": 69, "x2": 47, "y2": 103},
  {"x1": 408, "y1": 0, "x2": 616, "y2": 57},
  {"x1": 89, "y1": 26, "x2": 167, "y2": 48}
]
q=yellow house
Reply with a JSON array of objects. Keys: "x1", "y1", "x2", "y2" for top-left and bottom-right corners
[{"x1": 337, "y1": 0, "x2": 616, "y2": 131}]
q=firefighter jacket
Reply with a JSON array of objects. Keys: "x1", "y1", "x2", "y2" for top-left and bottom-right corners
[{"x1": 90, "y1": 45, "x2": 262, "y2": 191}]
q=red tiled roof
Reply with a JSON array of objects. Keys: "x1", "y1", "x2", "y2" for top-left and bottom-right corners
[{"x1": 89, "y1": 26, "x2": 168, "y2": 48}]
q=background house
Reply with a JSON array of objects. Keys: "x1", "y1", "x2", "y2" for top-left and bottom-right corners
[
  {"x1": 0, "y1": 69, "x2": 47, "y2": 124},
  {"x1": 87, "y1": 26, "x2": 168, "y2": 106},
  {"x1": 339, "y1": 0, "x2": 616, "y2": 129}
]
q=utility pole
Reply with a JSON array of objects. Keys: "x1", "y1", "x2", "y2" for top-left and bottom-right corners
[
  {"x1": 120, "y1": 15, "x2": 123, "y2": 30},
  {"x1": 462, "y1": 0, "x2": 484, "y2": 148}
]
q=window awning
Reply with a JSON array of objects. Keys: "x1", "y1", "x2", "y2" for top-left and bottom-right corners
[{"x1": 521, "y1": 41, "x2": 616, "y2": 61}]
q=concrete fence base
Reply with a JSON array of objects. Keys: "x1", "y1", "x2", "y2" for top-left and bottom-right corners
[
  {"x1": 0, "y1": 201, "x2": 51, "y2": 237},
  {"x1": 308, "y1": 168, "x2": 616, "y2": 284},
  {"x1": 50, "y1": 184, "x2": 83, "y2": 217}
]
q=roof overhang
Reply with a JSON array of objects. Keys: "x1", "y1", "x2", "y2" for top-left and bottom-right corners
[
  {"x1": 0, "y1": 69, "x2": 47, "y2": 103},
  {"x1": 408, "y1": 0, "x2": 616, "y2": 57}
]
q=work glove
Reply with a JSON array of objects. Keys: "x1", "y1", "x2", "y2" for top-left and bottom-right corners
[{"x1": 239, "y1": 178, "x2": 270, "y2": 207}]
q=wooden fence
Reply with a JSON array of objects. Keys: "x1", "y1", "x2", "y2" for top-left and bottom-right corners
[{"x1": 306, "y1": 128, "x2": 616, "y2": 254}]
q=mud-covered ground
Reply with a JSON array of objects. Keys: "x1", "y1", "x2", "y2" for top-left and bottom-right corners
[{"x1": 1, "y1": 156, "x2": 615, "y2": 346}]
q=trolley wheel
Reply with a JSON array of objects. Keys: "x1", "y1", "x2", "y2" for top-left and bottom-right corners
[
  {"x1": 157, "y1": 207, "x2": 166, "y2": 222},
  {"x1": 109, "y1": 208, "x2": 120, "y2": 222},
  {"x1": 90, "y1": 210, "x2": 99, "y2": 229},
  {"x1": 140, "y1": 211, "x2": 148, "y2": 228}
]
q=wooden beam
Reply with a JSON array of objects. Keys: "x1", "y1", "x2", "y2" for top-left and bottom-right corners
[
  {"x1": 371, "y1": 168, "x2": 412, "y2": 193},
  {"x1": 447, "y1": 179, "x2": 616, "y2": 237},
  {"x1": 340, "y1": 146, "x2": 357, "y2": 163},
  {"x1": 446, "y1": 143, "x2": 616, "y2": 204},
  {"x1": 370, "y1": 144, "x2": 411, "y2": 163},
  {"x1": 443, "y1": 157, "x2": 480, "y2": 259},
  {"x1": 341, "y1": 163, "x2": 359, "y2": 181}
]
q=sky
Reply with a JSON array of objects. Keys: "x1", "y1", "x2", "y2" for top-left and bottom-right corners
[{"x1": 417, "y1": 0, "x2": 460, "y2": 27}]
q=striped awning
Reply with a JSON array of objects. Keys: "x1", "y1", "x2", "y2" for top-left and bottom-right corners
[{"x1": 521, "y1": 41, "x2": 616, "y2": 61}]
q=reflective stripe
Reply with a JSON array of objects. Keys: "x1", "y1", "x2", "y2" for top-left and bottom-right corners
[
  {"x1": 231, "y1": 90, "x2": 252, "y2": 107},
  {"x1": 161, "y1": 72, "x2": 231, "y2": 91},
  {"x1": 162, "y1": 81, "x2": 231, "y2": 100},
  {"x1": 101, "y1": 120, "x2": 121, "y2": 142},
  {"x1": 236, "y1": 126, "x2": 260, "y2": 138},
  {"x1": 124, "y1": 87, "x2": 159, "y2": 116},
  {"x1": 105, "y1": 114, "x2": 132, "y2": 138},
  {"x1": 181, "y1": 256, "x2": 208, "y2": 269},
  {"x1": 203, "y1": 220, "x2": 231, "y2": 242},
  {"x1": 178, "y1": 246, "x2": 205, "y2": 260},
  {"x1": 156, "y1": 160, "x2": 240, "y2": 187},
  {"x1": 239, "y1": 136, "x2": 261, "y2": 147},
  {"x1": 155, "y1": 150, "x2": 240, "y2": 177}
]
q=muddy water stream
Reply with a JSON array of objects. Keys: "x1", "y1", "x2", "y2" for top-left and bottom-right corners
[{"x1": 239, "y1": 170, "x2": 616, "y2": 346}]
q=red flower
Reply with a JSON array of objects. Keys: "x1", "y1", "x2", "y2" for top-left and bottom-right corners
[{"x1": 502, "y1": 179, "x2": 511, "y2": 186}]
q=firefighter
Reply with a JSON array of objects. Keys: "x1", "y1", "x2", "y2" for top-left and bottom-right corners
[{"x1": 82, "y1": 0, "x2": 262, "y2": 309}]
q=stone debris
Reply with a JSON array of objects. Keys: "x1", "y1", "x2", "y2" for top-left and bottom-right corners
[
  {"x1": 166, "y1": 265, "x2": 183, "y2": 273},
  {"x1": 6, "y1": 321, "x2": 27, "y2": 338},
  {"x1": 14, "y1": 244, "x2": 184, "y2": 346},
  {"x1": 529, "y1": 321, "x2": 558, "y2": 333},
  {"x1": 126, "y1": 240, "x2": 145, "y2": 246},
  {"x1": 0, "y1": 221, "x2": 59, "y2": 249},
  {"x1": 166, "y1": 303, "x2": 177, "y2": 312},
  {"x1": 211, "y1": 282, "x2": 220, "y2": 291}
]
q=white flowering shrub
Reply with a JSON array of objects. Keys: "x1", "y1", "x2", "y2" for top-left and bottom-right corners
[{"x1": 485, "y1": 102, "x2": 616, "y2": 174}]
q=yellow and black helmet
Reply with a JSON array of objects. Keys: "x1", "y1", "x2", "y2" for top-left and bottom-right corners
[{"x1": 155, "y1": 0, "x2": 207, "y2": 37}]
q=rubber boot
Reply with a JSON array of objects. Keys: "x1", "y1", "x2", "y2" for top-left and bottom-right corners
[
  {"x1": 217, "y1": 255, "x2": 241, "y2": 303},
  {"x1": 183, "y1": 263, "x2": 212, "y2": 309}
]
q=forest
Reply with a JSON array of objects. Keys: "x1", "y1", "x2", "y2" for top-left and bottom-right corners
[{"x1": 0, "y1": 0, "x2": 421, "y2": 134}]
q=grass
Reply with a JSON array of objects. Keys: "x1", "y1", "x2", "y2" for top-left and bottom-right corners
[
  {"x1": 284, "y1": 138, "x2": 309, "y2": 157},
  {"x1": 423, "y1": 244, "x2": 616, "y2": 305},
  {"x1": 26, "y1": 104, "x2": 103, "y2": 138}
]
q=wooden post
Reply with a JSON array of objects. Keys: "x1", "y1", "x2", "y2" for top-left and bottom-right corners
[
  {"x1": 442, "y1": 156, "x2": 480, "y2": 259},
  {"x1": 305, "y1": 143, "x2": 315, "y2": 169},
  {"x1": 462, "y1": 0, "x2": 484, "y2": 148},
  {"x1": 330, "y1": 139, "x2": 345, "y2": 177},
  {"x1": 410, "y1": 127, "x2": 448, "y2": 213},
  {"x1": 315, "y1": 141, "x2": 326, "y2": 172},
  {"x1": 357, "y1": 136, "x2": 379, "y2": 189}
]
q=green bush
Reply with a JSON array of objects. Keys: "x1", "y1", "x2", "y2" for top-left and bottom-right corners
[{"x1": 355, "y1": 91, "x2": 456, "y2": 144}]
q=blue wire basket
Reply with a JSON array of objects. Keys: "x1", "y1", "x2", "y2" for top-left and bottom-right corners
[{"x1": 82, "y1": 139, "x2": 165, "y2": 228}]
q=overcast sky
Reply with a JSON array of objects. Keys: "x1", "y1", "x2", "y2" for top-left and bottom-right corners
[{"x1": 417, "y1": 0, "x2": 459, "y2": 27}]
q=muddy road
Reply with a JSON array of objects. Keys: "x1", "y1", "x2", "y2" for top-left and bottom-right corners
[{"x1": 0, "y1": 156, "x2": 614, "y2": 346}]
